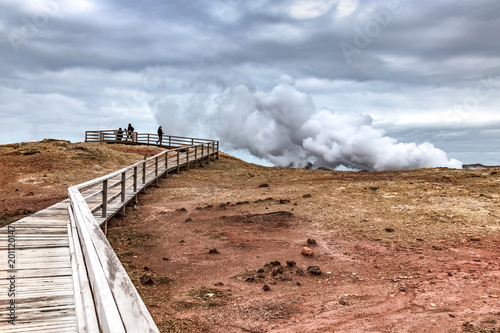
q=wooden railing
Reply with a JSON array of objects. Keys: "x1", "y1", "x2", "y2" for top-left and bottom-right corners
[
  {"x1": 85, "y1": 129, "x2": 219, "y2": 149},
  {"x1": 68, "y1": 133, "x2": 218, "y2": 332}
]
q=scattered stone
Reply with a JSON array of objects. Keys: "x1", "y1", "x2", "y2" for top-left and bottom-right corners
[
  {"x1": 162, "y1": 257, "x2": 169, "y2": 261},
  {"x1": 214, "y1": 282, "x2": 224, "y2": 286},
  {"x1": 209, "y1": 248, "x2": 219, "y2": 254},
  {"x1": 272, "y1": 265, "x2": 284, "y2": 276},
  {"x1": 143, "y1": 266, "x2": 151, "y2": 271},
  {"x1": 264, "y1": 263, "x2": 274, "y2": 269},
  {"x1": 25, "y1": 192, "x2": 34, "y2": 197},
  {"x1": 307, "y1": 266, "x2": 322, "y2": 275},
  {"x1": 270, "y1": 261, "x2": 281, "y2": 266},
  {"x1": 176, "y1": 207, "x2": 187, "y2": 212},
  {"x1": 296, "y1": 268, "x2": 305, "y2": 276},
  {"x1": 236, "y1": 201, "x2": 250, "y2": 205},
  {"x1": 263, "y1": 284, "x2": 271, "y2": 291},
  {"x1": 307, "y1": 238, "x2": 317, "y2": 245},
  {"x1": 369, "y1": 186, "x2": 379, "y2": 191},
  {"x1": 447, "y1": 272, "x2": 453, "y2": 277},
  {"x1": 296, "y1": 282, "x2": 301, "y2": 286},
  {"x1": 257, "y1": 268, "x2": 265, "y2": 273},
  {"x1": 449, "y1": 314, "x2": 456, "y2": 318},
  {"x1": 339, "y1": 300, "x2": 347, "y2": 306},
  {"x1": 185, "y1": 218, "x2": 192, "y2": 222},
  {"x1": 259, "y1": 183, "x2": 269, "y2": 188},
  {"x1": 140, "y1": 274, "x2": 154, "y2": 285},
  {"x1": 257, "y1": 274, "x2": 266, "y2": 279},
  {"x1": 468, "y1": 237, "x2": 481, "y2": 242},
  {"x1": 286, "y1": 261, "x2": 296, "y2": 267},
  {"x1": 179, "y1": 240, "x2": 185, "y2": 243},
  {"x1": 302, "y1": 247, "x2": 313, "y2": 256},
  {"x1": 385, "y1": 228, "x2": 395, "y2": 233},
  {"x1": 303, "y1": 194, "x2": 312, "y2": 198},
  {"x1": 279, "y1": 199, "x2": 290, "y2": 204},
  {"x1": 246, "y1": 277, "x2": 255, "y2": 282}
]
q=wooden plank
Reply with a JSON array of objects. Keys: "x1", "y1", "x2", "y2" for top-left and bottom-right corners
[
  {"x1": 68, "y1": 205, "x2": 99, "y2": 333},
  {"x1": 69, "y1": 188, "x2": 126, "y2": 333}
]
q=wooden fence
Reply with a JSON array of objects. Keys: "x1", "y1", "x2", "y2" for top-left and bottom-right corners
[{"x1": 68, "y1": 131, "x2": 219, "y2": 332}]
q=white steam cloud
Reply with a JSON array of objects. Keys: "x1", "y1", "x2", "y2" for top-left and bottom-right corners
[{"x1": 155, "y1": 76, "x2": 462, "y2": 171}]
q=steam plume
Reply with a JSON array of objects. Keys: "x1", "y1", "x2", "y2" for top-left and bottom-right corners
[{"x1": 156, "y1": 76, "x2": 462, "y2": 171}]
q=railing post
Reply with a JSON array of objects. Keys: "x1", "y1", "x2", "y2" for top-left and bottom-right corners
[
  {"x1": 169, "y1": 136, "x2": 171, "y2": 147},
  {"x1": 201, "y1": 144, "x2": 204, "y2": 166},
  {"x1": 121, "y1": 172, "x2": 126, "y2": 202},
  {"x1": 155, "y1": 156, "x2": 159, "y2": 187},
  {"x1": 176, "y1": 150, "x2": 180, "y2": 174},
  {"x1": 133, "y1": 166, "x2": 138, "y2": 192},
  {"x1": 186, "y1": 148, "x2": 190, "y2": 170},
  {"x1": 216, "y1": 141, "x2": 219, "y2": 159},
  {"x1": 194, "y1": 146, "x2": 197, "y2": 168},
  {"x1": 102, "y1": 179, "x2": 108, "y2": 218},
  {"x1": 142, "y1": 160, "x2": 146, "y2": 184},
  {"x1": 100, "y1": 131, "x2": 104, "y2": 142},
  {"x1": 191, "y1": 138, "x2": 194, "y2": 145},
  {"x1": 165, "y1": 152, "x2": 169, "y2": 178}
]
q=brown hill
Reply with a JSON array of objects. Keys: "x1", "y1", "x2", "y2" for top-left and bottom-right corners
[{"x1": 2, "y1": 140, "x2": 500, "y2": 332}]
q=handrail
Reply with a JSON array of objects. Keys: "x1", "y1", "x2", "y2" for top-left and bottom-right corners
[{"x1": 68, "y1": 132, "x2": 219, "y2": 332}]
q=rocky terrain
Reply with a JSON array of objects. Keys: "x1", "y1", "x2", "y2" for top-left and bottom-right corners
[{"x1": 1, "y1": 140, "x2": 499, "y2": 332}]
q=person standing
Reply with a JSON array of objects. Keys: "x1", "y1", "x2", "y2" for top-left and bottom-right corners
[
  {"x1": 126, "y1": 123, "x2": 134, "y2": 141},
  {"x1": 117, "y1": 127, "x2": 123, "y2": 141},
  {"x1": 156, "y1": 126, "x2": 163, "y2": 145}
]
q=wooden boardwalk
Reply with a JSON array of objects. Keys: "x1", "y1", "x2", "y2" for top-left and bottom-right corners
[{"x1": 0, "y1": 131, "x2": 218, "y2": 332}]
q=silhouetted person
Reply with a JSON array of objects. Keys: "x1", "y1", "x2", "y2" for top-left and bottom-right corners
[
  {"x1": 156, "y1": 126, "x2": 163, "y2": 145},
  {"x1": 126, "y1": 123, "x2": 134, "y2": 141},
  {"x1": 117, "y1": 127, "x2": 123, "y2": 141}
]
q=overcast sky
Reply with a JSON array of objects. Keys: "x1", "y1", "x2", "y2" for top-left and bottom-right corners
[{"x1": 1, "y1": 0, "x2": 499, "y2": 168}]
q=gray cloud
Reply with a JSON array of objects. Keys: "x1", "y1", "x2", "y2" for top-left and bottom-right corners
[{"x1": 0, "y1": 0, "x2": 499, "y2": 166}]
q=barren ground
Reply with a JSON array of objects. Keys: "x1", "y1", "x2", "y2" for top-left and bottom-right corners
[{"x1": 1, "y1": 141, "x2": 500, "y2": 332}]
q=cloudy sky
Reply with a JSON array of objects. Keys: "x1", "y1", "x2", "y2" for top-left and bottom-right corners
[{"x1": 1, "y1": 0, "x2": 499, "y2": 170}]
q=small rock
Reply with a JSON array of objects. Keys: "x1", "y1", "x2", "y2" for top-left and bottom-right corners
[
  {"x1": 257, "y1": 268, "x2": 265, "y2": 273},
  {"x1": 270, "y1": 261, "x2": 281, "y2": 266},
  {"x1": 140, "y1": 274, "x2": 154, "y2": 285},
  {"x1": 263, "y1": 284, "x2": 271, "y2": 291},
  {"x1": 286, "y1": 261, "x2": 296, "y2": 267},
  {"x1": 176, "y1": 207, "x2": 187, "y2": 212},
  {"x1": 302, "y1": 247, "x2": 313, "y2": 256},
  {"x1": 303, "y1": 194, "x2": 312, "y2": 198},
  {"x1": 246, "y1": 277, "x2": 255, "y2": 282},
  {"x1": 339, "y1": 300, "x2": 347, "y2": 306},
  {"x1": 179, "y1": 240, "x2": 185, "y2": 243},
  {"x1": 307, "y1": 238, "x2": 317, "y2": 245},
  {"x1": 143, "y1": 266, "x2": 151, "y2": 271},
  {"x1": 468, "y1": 237, "x2": 481, "y2": 242},
  {"x1": 385, "y1": 228, "x2": 395, "y2": 233},
  {"x1": 307, "y1": 266, "x2": 322, "y2": 275},
  {"x1": 369, "y1": 186, "x2": 379, "y2": 191},
  {"x1": 214, "y1": 282, "x2": 224, "y2": 286},
  {"x1": 209, "y1": 248, "x2": 219, "y2": 254},
  {"x1": 272, "y1": 265, "x2": 284, "y2": 276},
  {"x1": 449, "y1": 314, "x2": 456, "y2": 318},
  {"x1": 279, "y1": 199, "x2": 290, "y2": 204},
  {"x1": 185, "y1": 218, "x2": 192, "y2": 222},
  {"x1": 296, "y1": 281, "x2": 301, "y2": 286},
  {"x1": 162, "y1": 257, "x2": 169, "y2": 261},
  {"x1": 447, "y1": 272, "x2": 453, "y2": 277},
  {"x1": 296, "y1": 268, "x2": 305, "y2": 276},
  {"x1": 259, "y1": 183, "x2": 269, "y2": 188},
  {"x1": 257, "y1": 274, "x2": 266, "y2": 279}
]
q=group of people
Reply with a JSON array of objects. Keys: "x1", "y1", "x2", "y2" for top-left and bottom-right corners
[
  {"x1": 116, "y1": 124, "x2": 164, "y2": 145},
  {"x1": 116, "y1": 123, "x2": 135, "y2": 141}
]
